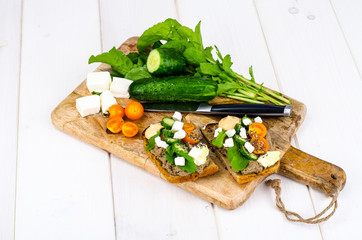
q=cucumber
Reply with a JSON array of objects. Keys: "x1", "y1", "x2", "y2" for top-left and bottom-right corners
[
  {"x1": 164, "y1": 138, "x2": 181, "y2": 144},
  {"x1": 234, "y1": 123, "x2": 242, "y2": 134},
  {"x1": 239, "y1": 143, "x2": 258, "y2": 160},
  {"x1": 173, "y1": 143, "x2": 189, "y2": 155},
  {"x1": 129, "y1": 76, "x2": 218, "y2": 102},
  {"x1": 161, "y1": 117, "x2": 175, "y2": 129},
  {"x1": 147, "y1": 48, "x2": 186, "y2": 76},
  {"x1": 233, "y1": 135, "x2": 247, "y2": 145},
  {"x1": 241, "y1": 115, "x2": 253, "y2": 128},
  {"x1": 162, "y1": 128, "x2": 174, "y2": 137}
]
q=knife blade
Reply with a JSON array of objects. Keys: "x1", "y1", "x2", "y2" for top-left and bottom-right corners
[{"x1": 138, "y1": 102, "x2": 292, "y2": 117}]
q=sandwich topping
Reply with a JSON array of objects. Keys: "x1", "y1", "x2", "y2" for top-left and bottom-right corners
[
  {"x1": 145, "y1": 112, "x2": 211, "y2": 175},
  {"x1": 212, "y1": 115, "x2": 280, "y2": 173}
]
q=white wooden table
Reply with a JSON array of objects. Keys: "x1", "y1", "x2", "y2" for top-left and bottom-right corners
[{"x1": 1, "y1": 0, "x2": 360, "y2": 239}]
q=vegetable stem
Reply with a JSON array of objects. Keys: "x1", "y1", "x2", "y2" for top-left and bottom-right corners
[{"x1": 222, "y1": 93, "x2": 264, "y2": 104}]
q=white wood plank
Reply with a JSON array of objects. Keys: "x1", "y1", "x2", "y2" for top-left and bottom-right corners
[
  {"x1": 331, "y1": 0, "x2": 362, "y2": 76},
  {"x1": 0, "y1": 0, "x2": 21, "y2": 239},
  {"x1": 177, "y1": 0, "x2": 321, "y2": 239},
  {"x1": 99, "y1": 1, "x2": 218, "y2": 239},
  {"x1": 255, "y1": 0, "x2": 361, "y2": 238},
  {"x1": 15, "y1": 0, "x2": 115, "y2": 239}
]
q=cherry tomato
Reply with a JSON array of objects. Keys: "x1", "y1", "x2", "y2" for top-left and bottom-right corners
[
  {"x1": 182, "y1": 122, "x2": 195, "y2": 132},
  {"x1": 108, "y1": 104, "x2": 125, "y2": 118},
  {"x1": 248, "y1": 122, "x2": 267, "y2": 138},
  {"x1": 250, "y1": 136, "x2": 269, "y2": 154},
  {"x1": 122, "y1": 122, "x2": 139, "y2": 137},
  {"x1": 106, "y1": 117, "x2": 124, "y2": 133},
  {"x1": 182, "y1": 131, "x2": 200, "y2": 145},
  {"x1": 125, "y1": 101, "x2": 144, "y2": 120}
]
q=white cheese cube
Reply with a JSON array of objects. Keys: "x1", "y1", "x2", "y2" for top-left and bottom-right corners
[
  {"x1": 244, "y1": 142, "x2": 255, "y2": 153},
  {"x1": 226, "y1": 129, "x2": 236, "y2": 138},
  {"x1": 86, "y1": 72, "x2": 111, "y2": 93},
  {"x1": 172, "y1": 111, "x2": 182, "y2": 122},
  {"x1": 171, "y1": 121, "x2": 184, "y2": 132},
  {"x1": 223, "y1": 138, "x2": 234, "y2": 148},
  {"x1": 155, "y1": 136, "x2": 169, "y2": 149},
  {"x1": 76, "y1": 95, "x2": 101, "y2": 117},
  {"x1": 100, "y1": 90, "x2": 117, "y2": 113},
  {"x1": 214, "y1": 127, "x2": 222, "y2": 138},
  {"x1": 239, "y1": 127, "x2": 247, "y2": 138},
  {"x1": 175, "y1": 156, "x2": 185, "y2": 166},
  {"x1": 254, "y1": 116, "x2": 263, "y2": 123},
  {"x1": 242, "y1": 118, "x2": 252, "y2": 126},
  {"x1": 110, "y1": 77, "x2": 133, "y2": 98},
  {"x1": 173, "y1": 130, "x2": 186, "y2": 139}
]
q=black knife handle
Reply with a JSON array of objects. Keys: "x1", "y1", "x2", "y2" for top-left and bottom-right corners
[{"x1": 210, "y1": 104, "x2": 292, "y2": 116}]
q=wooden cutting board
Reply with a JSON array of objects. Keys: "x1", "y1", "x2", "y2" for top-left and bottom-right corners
[{"x1": 51, "y1": 37, "x2": 346, "y2": 210}]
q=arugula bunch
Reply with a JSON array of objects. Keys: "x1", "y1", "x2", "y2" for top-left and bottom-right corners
[{"x1": 89, "y1": 18, "x2": 290, "y2": 105}]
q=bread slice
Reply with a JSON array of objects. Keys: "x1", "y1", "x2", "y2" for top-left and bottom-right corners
[
  {"x1": 201, "y1": 123, "x2": 280, "y2": 185},
  {"x1": 143, "y1": 127, "x2": 219, "y2": 183}
]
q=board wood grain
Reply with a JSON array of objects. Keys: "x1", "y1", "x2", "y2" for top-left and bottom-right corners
[{"x1": 51, "y1": 37, "x2": 308, "y2": 209}]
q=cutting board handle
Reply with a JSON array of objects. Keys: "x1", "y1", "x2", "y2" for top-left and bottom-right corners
[{"x1": 277, "y1": 146, "x2": 346, "y2": 196}]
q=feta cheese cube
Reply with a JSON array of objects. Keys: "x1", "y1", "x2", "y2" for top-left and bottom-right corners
[
  {"x1": 155, "y1": 136, "x2": 169, "y2": 149},
  {"x1": 175, "y1": 156, "x2": 185, "y2": 166},
  {"x1": 100, "y1": 90, "x2": 117, "y2": 113},
  {"x1": 110, "y1": 77, "x2": 133, "y2": 98},
  {"x1": 239, "y1": 127, "x2": 247, "y2": 138},
  {"x1": 86, "y1": 72, "x2": 111, "y2": 93},
  {"x1": 76, "y1": 95, "x2": 101, "y2": 117},
  {"x1": 242, "y1": 118, "x2": 252, "y2": 126},
  {"x1": 223, "y1": 138, "x2": 234, "y2": 148},
  {"x1": 244, "y1": 142, "x2": 255, "y2": 153},
  {"x1": 172, "y1": 111, "x2": 182, "y2": 122},
  {"x1": 254, "y1": 116, "x2": 263, "y2": 123},
  {"x1": 226, "y1": 129, "x2": 236, "y2": 138},
  {"x1": 173, "y1": 130, "x2": 186, "y2": 139},
  {"x1": 214, "y1": 127, "x2": 222, "y2": 138},
  {"x1": 171, "y1": 121, "x2": 184, "y2": 132}
]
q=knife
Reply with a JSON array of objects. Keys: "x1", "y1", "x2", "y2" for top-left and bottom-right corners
[{"x1": 138, "y1": 102, "x2": 292, "y2": 117}]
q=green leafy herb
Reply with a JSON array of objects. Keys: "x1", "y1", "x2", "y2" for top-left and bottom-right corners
[
  {"x1": 88, "y1": 47, "x2": 133, "y2": 75},
  {"x1": 125, "y1": 66, "x2": 152, "y2": 81},
  {"x1": 212, "y1": 130, "x2": 226, "y2": 148},
  {"x1": 145, "y1": 130, "x2": 161, "y2": 151},
  {"x1": 227, "y1": 143, "x2": 249, "y2": 171},
  {"x1": 177, "y1": 155, "x2": 197, "y2": 173},
  {"x1": 183, "y1": 47, "x2": 207, "y2": 66},
  {"x1": 160, "y1": 39, "x2": 191, "y2": 53},
  {"x1": 91, "y1": 91, "x2": 102, "y2": 96},
  {"x1": 217, "y1": 81, "x2": 240, "y2": 95},
  {"x1": 199, "y1": 63, "x2": 221, "y2": 75}
]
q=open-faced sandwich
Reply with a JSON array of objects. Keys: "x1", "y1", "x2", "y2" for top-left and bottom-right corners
[
  {"x1": 143, "y1": 112, "x2": 219, "y2": 183},
  {"x1": 202, "y1": 115, "x2": 281, "y2": 185}
]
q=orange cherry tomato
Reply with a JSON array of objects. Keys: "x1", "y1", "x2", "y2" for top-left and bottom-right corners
[
  {"x1": 182, "y1": 131, "x2": 201, "y2": 145},
  {"x1": 125, "y1": 101, "x2": 144, "y2": 120},
  {"x1": 108, "y1": 104, "x2": 125, "y2": 118},
  {"x1": 248, "y1": 122, "x2": 267, "y2": 138},
  {"x1": 250, "y1": 136, "x2": 269, "y2": 155},
  {"x1": 182, "y1": 122, "x2": 195, "y2": 132},
  {"x1": 122, "y1": 122, "x2": 139, "y2": 137},
  {"x1": 106, "y1": 117, "x2": 124, "y2": 133}
]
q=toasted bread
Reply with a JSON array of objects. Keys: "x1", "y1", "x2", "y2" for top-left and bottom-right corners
[
  {"x1": 201, "y1": 123, "x2": 280, "y2": 185},
  {"x1": 143, "y1": 127, "x2": 219, "y2": 183}
]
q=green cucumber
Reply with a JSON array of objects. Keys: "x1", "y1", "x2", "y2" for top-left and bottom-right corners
[
  {"x1": 233, "y1": 135, "x2": 247, "y2": 145},
  {"x1": 162, "y1": 128, "x2": 174, "y2": 137},
  {"x1": 129, "y1": 76, "x2": 218, "y2": 102},
  {"x1": 147, "y1": 48, "x2": 186, "y2": 76},
  {"x1": 164, "y1": 138, "x2": 181, "y2": 144},
  {"x1": 239, "y1": 143, "x2": 258, "y2": 160},
  {"x1": 161, "y1": 117, "x2": 175, "y2": 129},
  {"x1": 234, "y1": 123, "x2": 242, "y2": 134}
]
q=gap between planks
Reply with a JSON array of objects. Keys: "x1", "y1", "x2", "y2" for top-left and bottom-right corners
[
  {"x1": 252, "y1": 0, "x2": 324, "y2": 238},
  {"x1": 328, "y1": 0, "x2": 362, "y2": 82}
]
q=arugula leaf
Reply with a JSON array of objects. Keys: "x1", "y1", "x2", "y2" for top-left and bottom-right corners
[
  {"x1": 137, "y1": 18, "x2": 183, "y2": 52},
  {"x1": 199, "y1": 63, "x2": 221, "y2": 75},
  {"x1": 212, "y1": 130, "x2": 226, "y2": 148},
  {"x1": 125, "y1": 66, "x2": 152, "y2": 81},
  {"x1": 214, "y1": 45, "x2": 223, "y2": 61},
  {"x1": 217, "y1": 81, "x2": 240, "y2": 95},
  {"x1": 222, "y1": 55, "x2": 235, "y2": 78},
  {"x1": 160, "y1": 39, "x2": 191, "y2": 53},
  {"x1": 151, "y1": 40, "x2": 163, "y2": 50},
  {"x1": 127, "y1": 52, "x2": 140, "y2": 64},
  {"x1": 88, "y1": 47, "x2": 133, "y2": 75},
  {"x1": 188, "y1": 21, "x2": 203, "y2": 49},
  {"x1": 183, "y1": 47, "x2": 207, "y2": 66},
  {"x1": 249, "y1": 65, "x2": 255, "y2": 83},
  {"x1": 166, "y1": 151, "x2": 175, "y2": 164},
  {"x1": 177, "y1": 154, "x2": 197, "y2": 173},
  {"x1": 227, "y1": 144, "x2": 249, "y2": 171},
  {"x1": 145, "y1": 130, "x2": 161, "y2": 151},
  {"x1": 91, "y1": 91, "x2": 102, "y2": 96},
  {"x1": 204, "y1": 46, "x2": 216, "y2": 64}
]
